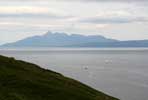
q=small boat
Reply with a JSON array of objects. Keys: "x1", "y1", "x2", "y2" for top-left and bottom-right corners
[{"x1": 84, "y1": 67, "x2": 88, "y2": 70}]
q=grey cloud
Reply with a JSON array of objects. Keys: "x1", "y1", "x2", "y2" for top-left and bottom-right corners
[
  {"x1": 0, "y1": 0, "x2": 148, "y2": 2},
  {"x1": 66, "y1": 0, "x2": 148, "y2": 2},
  {"x1": 80, "y1": 16, "x2": 148, "y2": 24},
  {"x1": 0, "y1": 13, "x2": 71, "y2": 19}
]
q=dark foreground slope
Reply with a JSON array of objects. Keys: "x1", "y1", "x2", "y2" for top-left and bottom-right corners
[{"x1": 0, "y1": 55, "x2": 119, "y2": 100}]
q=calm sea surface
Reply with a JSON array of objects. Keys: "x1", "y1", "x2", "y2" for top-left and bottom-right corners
[{"x1": 0, "y1": 48, "x2": 148, "y2": 100}]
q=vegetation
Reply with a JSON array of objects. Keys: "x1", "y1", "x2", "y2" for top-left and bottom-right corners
[{"x1": 0, "y1": 55, "x2": 119, "y2": 100}]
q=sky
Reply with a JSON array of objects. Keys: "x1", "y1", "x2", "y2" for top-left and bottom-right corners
[{"x1": 0, "y1": 0, "x2": 148, "y2": 44}]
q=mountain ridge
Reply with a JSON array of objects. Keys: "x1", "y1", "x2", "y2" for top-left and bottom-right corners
[{"x1": 1, "y1": 31, "x2": 148, "y2": 47}]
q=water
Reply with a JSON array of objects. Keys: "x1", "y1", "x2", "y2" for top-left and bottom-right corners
[{"x1": 0, "y1": 48, "x2": 148, "y2": 100}]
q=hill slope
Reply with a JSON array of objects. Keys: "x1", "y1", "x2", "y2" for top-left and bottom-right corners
[{"x1": 0, "y1": 55, "x2": 119, "y2": 100}]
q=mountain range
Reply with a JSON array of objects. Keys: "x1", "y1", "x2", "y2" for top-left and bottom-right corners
[{"x1": 2, "y1": 31, "x2": 148, "y2": 47}]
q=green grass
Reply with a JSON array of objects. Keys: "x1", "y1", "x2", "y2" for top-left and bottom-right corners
[{"x1": 0, "y1": 55, "x2": 119, "y2": 100}]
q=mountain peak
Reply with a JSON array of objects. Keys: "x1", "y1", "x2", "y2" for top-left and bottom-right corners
[
  {"x1": 43, "y1": 31, "x2": 54, "y2": 36},
  {"x1": 43, "y1": 31, "x2": 68, "y2": 37}
]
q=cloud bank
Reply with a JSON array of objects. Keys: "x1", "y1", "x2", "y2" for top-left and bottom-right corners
[{"x1": 80, "y1": 16, "x2": 148, "y2": 24}]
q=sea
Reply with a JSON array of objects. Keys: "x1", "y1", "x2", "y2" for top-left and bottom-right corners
[{"x1": 0, "y1": 47, "x2": 148, "y2": 100}]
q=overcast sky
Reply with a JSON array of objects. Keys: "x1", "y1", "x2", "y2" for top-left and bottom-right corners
[{"x1": 0, "y1": 0, "x2": 148, "y2": 44}]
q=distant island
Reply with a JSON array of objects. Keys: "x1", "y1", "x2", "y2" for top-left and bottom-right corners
[
  {"x1": 0, "y1": 55, "x2": 119, "y2": 100},
  {"x1": 1, "y1": 31, "x2": 148, "y2": 47}
]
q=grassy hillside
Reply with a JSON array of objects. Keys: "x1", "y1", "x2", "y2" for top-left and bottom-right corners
[{"x1": 0, "y1": 55, "x2": 119, "y2": 100}]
